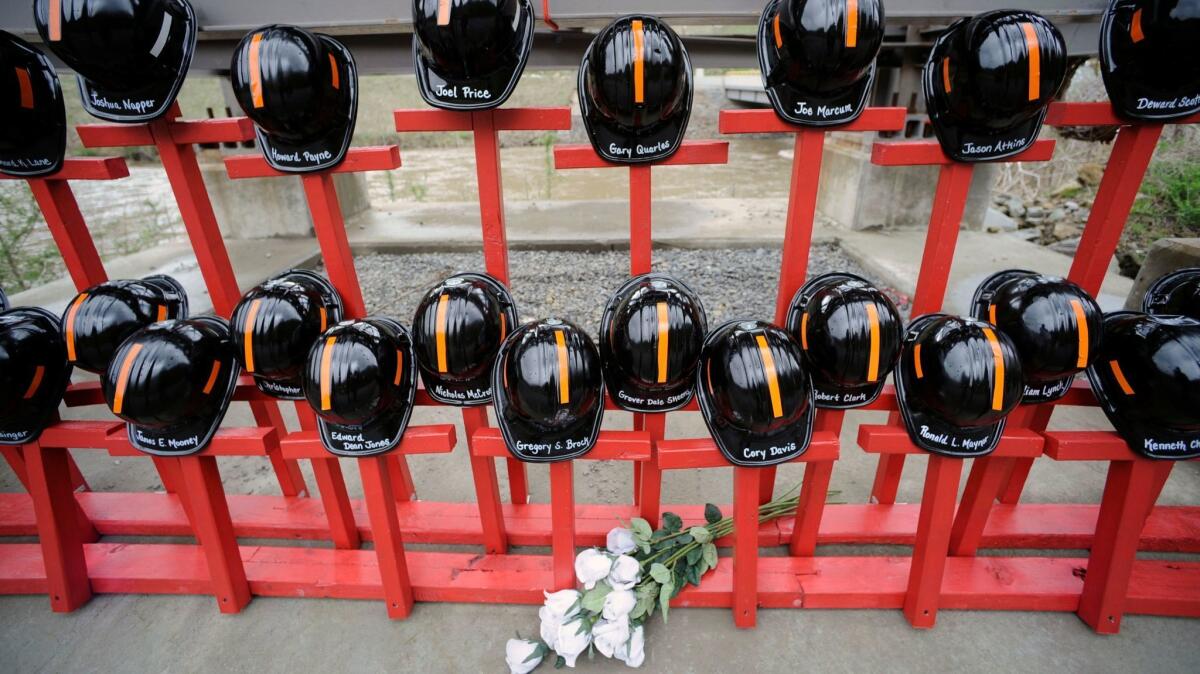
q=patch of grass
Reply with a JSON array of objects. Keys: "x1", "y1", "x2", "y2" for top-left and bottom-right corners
[{"x1": 1123, "y1": 148, "x2": 1200, "y2": 273}]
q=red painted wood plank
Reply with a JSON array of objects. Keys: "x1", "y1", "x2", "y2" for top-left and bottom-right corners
[
  {"x1": 36, "y1": 421, "x2": 122, "y2": 449},
  {"x1": 657, "y1": 431, "x2": 840, "y2": 469},
  {"x1": 167, "y1": 117, "x2": 255, "y2": 145},
  {"x1": 279, "y1": 427, "x2": 457, "y2": 460},
  {"x1": 858, "y1": 425, "x2": 1044, "y2": 457},
  {"x1": 871, "y1": 138, "x2": 1055, "y2": 166},
  {"x1": 75, "y1": 123, "x2": 155, "y2": 148},
  {"x1": 224, "y1": 146, "x2": 401, "y2": 179},
  {"x1": 0, "y1": 157, "x2": 130, "y2": 182},
  {"x1": 1044, "y1": 101, "x2": 1200, "y2": 127},
  {"x1": 718, "y1": 107, "x2": 907, "y2": 135},
  {"x1": 393, "y1": 108, "x2": 473, "y2": 131},
  {"x1": 1042, "y1": 430, "x2": 1165, "y2": 462},
  {"x1": 554, "y1": 141, "x2": 729, "y2": 169},
  {"x1": 492, "y1": 107, "x2": 572, "y2": 131},
  {"x1": 105, "y1": 427, "x2": 278, "y2": 457},
  {"x1": 469, "y1": 428, "x2": 652, "y2": 461}
]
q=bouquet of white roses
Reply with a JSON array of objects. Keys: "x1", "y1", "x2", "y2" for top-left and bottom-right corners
[{"x1": 505, "y1": 486, "x2": 804, "y2": 672}]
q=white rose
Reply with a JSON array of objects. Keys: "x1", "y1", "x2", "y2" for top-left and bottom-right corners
[
  {"x1": 554, "y1": 617, "x2": 592, "y2": 668},
  {"x1": 574, "y1": 548, "x2": 613, "y2": 590},
  {"x1": 538, "y1": 605, "x2": 561, "y2": 649},
  {"x1": 505, "y1": 638, "x2": 543, "y2": 674},
  {"x1": 606, "y1": 527, "x2": 637, "y2": 555},
  {"x1": 621, "y1": 625, "x2": 645, "y2": 668},
  {"x1": 592, "y1": 617, "x2": 631, "y2": 659},
  {"x1": 542, "y1": 588, "x2": 581, "y2": 620},
  {"x1": 607, "y1": 554, "x2": 640, "y2": 590},
  {"x1": 602, "y1": 588, "x2": 637, "y2": 621}
]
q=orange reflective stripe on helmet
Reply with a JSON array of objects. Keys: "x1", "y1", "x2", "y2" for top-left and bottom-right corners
[
  {"x1": 800, "y1": 312, "x2": 809, "y2": 350},
  {"x1": 156, "y1": 305, "x2": 168, "y2": 322},
  {"x1": 249, "y1": 33, "x2": 265, "y2": 109},
  {"x1": 942, "y1": 57, "x2": 952, "y2": 93},
  {"x1": 555, "y1": 329, "x2": 570, "y2": 404},
  {"x1": 755, "y1": 334, "x2": 783, "y2": 419},
  {"x1": 846, "y1": 0, "x2": 859, "y2": 48},
  {"x1": 65, "y1": 293, "x2": 88, "y2": 362},
  {"x1": 500, "y1": 313, "x2": 507, "y2": 341},
  {"x1": 437, "y1": 0, "x2": 452, "y2": 26},
  {"x1": 982, "y1": 327, "x2": 1006, "y2": 411},
  {"x1": 320, "y1": 336, "x2": 336, "y2": 410},
  {"x1": 773, "y1": 13, "x2": 783, "y2": 49},
  {"x1": 394, "y1": 350, "x2": 404, "y2": 386},
  {"x1": 329, "y1": 53, "x2": 339, "y2": 90},
  {"x1": 1109, "y1": 359, "x2": 1135, "y2": 395},
  {"x1": 656, "y1": 301, "x2": 670, "y2": 384},
  {"x1": 632, "y1": 19, "x2": 645, "y2": 104},
  {"x1": 1131, "y1": 8, "x2": 1145, "y2": 43},
  {"x1": 15, "y1": 68, "x2": 33, "y2": 109},
  {"x1": 1070, "y1": 299, "x2": 1089, "y2": 368},
  {"x1": 23, "y1": 366, "x2": 45, "y2": 400},
  {"x1": 988, "y1": 303, "x2": 997, "y2": 326},
  {"x1": 112, "y1": 343, "x2": 144, "y2": 414},
  {"x1": 865, "y1": 303, "x2": 881, "y2": 383},
  {"x1": 1022, "y1": 23, "x2": 1041, "y2": 101},
  {"x1": 319, "y1": 306, "x2": 328, "y2": 332},
  {"x1": 914, "y1": 343, "x2": 924, "y2": 379},
  {"x1": 202, "y1": 360, "x2": 221, "y2": 394},
  {"x1": 242, "y1": 299, "x2": 262, "y2": 373},
  {"x1": 435, "y1": 293, "x2": 450, "y2": 373},
  {"x1": 48, "y1": 0, "x2": 62, "y2": 41}
]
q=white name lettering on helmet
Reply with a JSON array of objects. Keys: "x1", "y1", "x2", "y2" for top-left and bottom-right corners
[
  {"x1": 434, "y1": 385, "x2": 491, "y2": 401},
  {"x1": 89, "y1": 91, "x2": 158, "y2": 115},
  {"x1": 435, "y1": 85, "x2": 492, "y2": 100},
  {"x1": 0, "y1": 157, "x2": 53, "y2": 170},
  {"x1": 1137, "y1": 95, "x2": 1200, "y2": 111},
  {"x1": 794, "y1": 101, "x2": 854, "y2": 118},
  {"x1": 1144, "y1": 438, "x2": 1197, "y2": 454}
]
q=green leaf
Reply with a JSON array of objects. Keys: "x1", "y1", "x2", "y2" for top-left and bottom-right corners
[
  {"x1": 675, "y1": 534, "x2": 694, "y2": 546},
  {"x1": 689, "y1": 526, "x2": 713, "y2": 544},
  {"x1": 525, "y1": 642, "x2": 549, "y2": 663},
  {"x1": 630, "y1": 518, "x2": 653, "y2": 541},
  {"x1": 703, "y1": 542, "x2": 718, "y2": 571},
  {"x1": 685, "y1": 545, "x2": 703, "y2": 566},
  {"x1": 686, "y1": 563, "x2": 701, "y2": 587},
  {"x1": 580, "y1": 584, "x2": 612, "y2": 613},
  {"x1": 662, "y1": 512, "x2": 683, "y2": 533},
  {"x1": 555, "y1": 655, "x2": 566, "y2": 669},
  {"x1": 704, "y1": 503, "x2": 723, "y2": 524},
  {"x1": 636, "y1": 581, "x2": 659, "y2": 599},
  {"x1": 659, "y1": 580, "x2": 673, "y2": 623},
  {"x1": 638, "y1": 541, "x2": 651, "y2": 555},
  {"x1": 649, "y1": 563, "x2": 671, "y2": 585},
  {"x1": 671, "y1": 567, "x2": 687, "y2": 599},
  {"x1": 631, "y1": 593, "x2": 653, "y2": 620}
]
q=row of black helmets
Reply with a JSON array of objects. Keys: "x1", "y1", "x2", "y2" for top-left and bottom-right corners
[
  {"x1": 2, "y1": 268, "x2": 1199, "y2": 466},
  {"x1": 3, "y1": 0, "x2": 1200, "y2": 177}
]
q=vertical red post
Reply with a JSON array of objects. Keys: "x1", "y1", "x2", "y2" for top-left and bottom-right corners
[
  {"x1": 176, "y1": 456, "x2": 251, "y2": 613},
  {"x1": 23, "y1": 443, "x2": 92, "y2": 612},
  {"x1": 636, "y1": 413, "x2": 666, "y2": 526},
  {"x1": 464, "y1": 405, "x2": 509, "y2": 553},
  {"x1": 358, "y1": 455, "x2": 415, "y2": 619},
  {"x1": 549, "y1": 461, "x2": 576, "y2": 591},
  {"x1": 902, "y1": 455, "x2": 964, "y2": 628},
  {"x1": 732, "y1": 466, "x2": 760, "y2": 628},
  {"x1": 789, "y1": 410, "x2": 842, "y2": 556},
  {"x1": 296, "y1": 402, "x2": 361, "y2": 549}
]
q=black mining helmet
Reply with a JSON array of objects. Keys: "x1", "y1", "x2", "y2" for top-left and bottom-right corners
[
  {"x1": 972, "y1": 269, "x2": 1103, "y2": 404},
  {"x1": 34, "y1": 0, "x2": 196, "y2": 123},
  {"x1": 61, "y1": 275, "x2": 188, "y2": 375},
  {"x1": 786, "y1": 272, "x2": 902, "y2": 409},
  {"x1": 895, "y1": 314, "x2": 1024, "y2": 457},
  {"x1": 493, "y1": 318, "x2": 604, "y2": 462},
  {"x1": 1144, "y1": 267, "x2": 1200, "y2": 320},
  {"x1": 0, "y1": 307, "x2": 72, "y2": 445},
  {"x1": 230, "y1": 270, "x2": 344, "y2": 400},
  {"x1": 757, "y1": 0, "x2": 885, "y2": 126},
  {"x1": 1087, "y1": 312, "x2": 1200, "y2": 459},
  {"x1": 696, "y1": 320, "x2": 815, "y2": 467},
  {"x1": 0, "y1": 31, "x2": 66, "y2": 177},
  {"x1": 599, "y1": 273, "x2": 708, "y2": 413},
  {"x1": 578, "y1": 15, "x2": 693, "y2": 164},
  {"x1": 412, "y1": 272, "x2": 518, "y2": 406},
  {"x1": 411, "y1": 0, "x2": 535, "y2": 111},
  {"x1": 923, "y1": 10, "x2": 1067, "y2": 162},
  {"x1": 102, "y1": 317, "x2": 239, "y2": 456},
  {"x1": 1101, "y1": 0, "x2": 1200, "y2": 121},
  {"x1": 302, "y1": 317, "x2": 417, "y2": 457},
  {"x1": 230, "y1": 25, "x2": 358, "y2": 173}
]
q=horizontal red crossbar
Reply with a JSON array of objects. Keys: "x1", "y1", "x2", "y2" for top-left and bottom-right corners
[
  {"x1": 1042, "y1": 430, "x2": 1198, "y2": 463},
  {"x1": 857, "y1": 424, "x2": 1044, "y2": 457},
  {"x1": 1, "y1": 542, "x2": 1196, "y2": 616},
  {"x1": 393, "y1": 107, "x2": 572, "y2": 132},
  {"x1": 470, "y1": 428, "x2": 652, "y2": 461},
  {"x1": 279, "y1": 427, "x2": 457, "y2": 459},
  {"x1": 105, "y1": 426, "x2": 279, "y2": 457},
  {"x1": 554, "y1": 141, "x2": 729, "y2": 169},
  {"x1": 76, "y1": 117, "x2": 255, "y2": 148},
  {"x1": 1044, "y1": 101, "x2": 1200, "y2": 127},
  {"x1": 0, "y1": 157, "x2": 130, "y2": 182},
  {"x1": 36, "y1": 421, "x2": 122, "y2": 449},
  {"x1": 871, "y1": 138, "x2": 1056, "y2": 166},
  {"x1": 657, "y1": 431, "x2": 839, "y2": 469},
  {"x1": 718, "y1": 107, "x2": 908, "y2": 134},
  {"x1": 224, "y1": 146, "x2": 401, "y2": 179}
]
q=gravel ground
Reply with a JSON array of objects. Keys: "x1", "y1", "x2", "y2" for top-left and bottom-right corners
[{"x1": 331, "y1": 243, "x2": 911, "y2": 336}]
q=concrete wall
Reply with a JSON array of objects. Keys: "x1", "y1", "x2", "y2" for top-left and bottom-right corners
[{"x1": 1125, "y1": 237, "x2": 1200, "y2": 310}]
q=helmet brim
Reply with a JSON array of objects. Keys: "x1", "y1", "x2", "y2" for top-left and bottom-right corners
[
  {"x1": 1100, "y1": 4, "x2": 1200, "y2": 122},
  {"x1": 75, "y1": 1, "x2": 196, "y2": 123},
  {"x1": 412, "y1": 0, "x2": 534, "y2": 111},
  {"x1": 253, "y1": 36, "x2": 357, "y2": 174},
  {"x1": 418, "y1": 273, "x2": 517, "y2": 406},
  {"x1": 1143, "y1": 267, "x2": 1200, "y2": 315},
  {"x1": 316, "y1": 318, "x2": 416, "y2": 457},
  {"x1": 756, "y1": 1, "x2": 874, "y2": 128},
  {"x1": 247, "y1": 269, "x2": 343, "y2": 400},
  {"x1": 0, "y1": 307, "x2": 71, "y2": 446}
]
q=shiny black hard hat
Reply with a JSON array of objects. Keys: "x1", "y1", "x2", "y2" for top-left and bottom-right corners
[
  {"x1": 231, "y1": 270, "x2": 343, "y2": 400},
  {"x1": 697, "y1": 320, "x2": 815, "y2": 467},
  {"x1": 302, "y1": 317, "x2": 417, "y2": 457},
  {"x1": 411, "y1": 0, "x2": 535, "y2": 111},
  {"x1": 0, "y1": 307, "x2": 72, "y2": 445},
  {"x1": 412, "y1": 272, "x2": 517, "y2": 406},
  {"x1": 1086, "y1": 312, "x2": 1200, "y2": 459},
  {"x1": 895, "y1": 314, "x2": 1023, "y2": 457},
  {"x1": 1143, "y1": 267, "x2": 1200, "y2": 319},
  {"x1": 579, "y1": 15, "x2": 693, "y2": 164},
  {"x1": 34, "y1": 0, "x2": 196, "y2": 122},
  {"x1": 102, "y1": 317, "x2": 238, "y2": 456},
  {"x1": 230, "y1": 25, "x2": 358, "y2": 173},
  {"x1": 0, "y1": 31, "x2": 65, "y2": 177},
  {"x1": 923, "y1": 10, "x2": 1067, "y2": 162},
  {"x1": 493, "y1": 318, "x2": 604, "y2": 462},
  {"x1": 600, "y1": 273, "x2": 708, "y2": 413},
  {"x1": 757, "y1": 0, "x2": 885, "y2": 126},
  {"x1": 61, "y1": 275, "x2": 188, "y2": 375},
  {"x1": 972, "y1": 269, "x2": 1103, "y2": 403},
  {"x1": 786, "y1": 272, "x2": 902, "y2": 408},
  {"x1": 1101, "y1": 0, "x2": 1200, "y2": 121}
]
